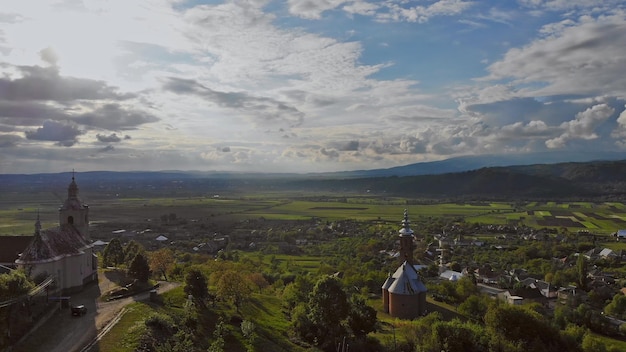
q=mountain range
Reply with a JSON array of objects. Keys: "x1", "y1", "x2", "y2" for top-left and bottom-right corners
[{"x1": 1, "y1": 151, "x2": 626, "y2": 200}]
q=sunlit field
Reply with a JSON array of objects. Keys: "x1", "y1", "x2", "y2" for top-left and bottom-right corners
[{"x1": 1, "y1": 191, "x2": 624, "y2": 236}]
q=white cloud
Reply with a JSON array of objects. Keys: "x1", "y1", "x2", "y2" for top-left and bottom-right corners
[
  {"x1": 483, "y1": 13, "x2": 626, "y2": 98},
  {"x1": 287, "y1": 0, "x2": 350, "y2": 19},
  {"x1": 611, "y1": 105, "x2": 626, "y2": 141},
  {"x1": 546, "y1": 104, "x2": 614, "y2": 148}
]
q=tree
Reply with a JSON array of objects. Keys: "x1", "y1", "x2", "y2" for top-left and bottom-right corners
[
  {"x1": 149, "y1": 248, "x2": 175, "y2": 281},
  {"x1": 458, "y1": 295, "x2": 490, "y2": 323},
  {"x1": 128, "y1": 253, "x2": 150, "y2": 282},
  {"x1": 304, "y1": 276, "x2": 349, "y2": 351},
  {"x1": 216, "y1": 270, "x2": 253, "y2": 312},
  {"x1": 247, "y1": 272, "x2": 269, "y2": 293},
  {"x1": 577, "y1": 254, "x2": 588, "y2": 290},
  {"x1": 432, "y1": 319, "x2": 489, "y2": 352},
  {"x1": 485, "y1": 304, "x2": 567, "y2": 351},
  {"x1": 455, "y1": 276, "x2": 479, "y2": 302},
  {"x1": 102, "y1": 238, "x2": 124, "y2": 267},
  {"x1": 347, "y1": 295, "x2": 377, "y2": 339},
  {"x1": 184, "y1": 269, "x2": 208, "y2": 303},
  {"x1": 124, "y1": 240, "x2": 144, "y2": 266},
  {"x1": 0, "y1": 270, "x2": 34, "y2": 300},
  {"x1": 604, "y1": 294, "x2": 626, "y2": 320}
]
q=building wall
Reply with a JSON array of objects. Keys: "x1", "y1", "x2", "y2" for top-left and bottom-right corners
[
  {"x1": 388, "y1": 292, "x2": 424, "y2": 319},
  {"x1": 382, "y1": 288, "x2": 390, "y2": 313},
  {"x1": 24, "y1": 247, "x2": 97, "y2": 293}
]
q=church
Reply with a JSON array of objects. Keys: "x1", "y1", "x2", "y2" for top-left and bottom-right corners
[
  {"x1": 381, "y1": 210, "x2": 427, "y2": 319},
  {"x1": 15, "y1": 174, "x2": 98, "y2": 293}
]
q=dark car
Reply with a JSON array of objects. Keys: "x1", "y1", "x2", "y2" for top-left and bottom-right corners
[{"x1": 71, "y1": 305, "x2": 87, "y2": 316}]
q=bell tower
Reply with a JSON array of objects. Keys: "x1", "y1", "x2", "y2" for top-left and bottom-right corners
[
  {"x1": 59, "y1": 171, "x2": 90, "y2": 240},
  {"x1": 398, "y1": 209, "x2": 414, "y2": 264}
]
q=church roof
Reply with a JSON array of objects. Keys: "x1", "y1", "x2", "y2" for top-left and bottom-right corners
[
  {"x1": 16, "y1": 225, "x2": 91, "y2": 264},
  {"x1": 385, "y1": 261, "x2": 427, "y2": 295}
]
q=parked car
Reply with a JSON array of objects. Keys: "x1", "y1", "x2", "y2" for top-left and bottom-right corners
[{"x1": 71, "y1": 305, "x2": 87, "y2": 316}]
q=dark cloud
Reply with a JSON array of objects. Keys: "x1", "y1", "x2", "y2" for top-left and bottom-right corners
[
  {"x1": 25, "y1": 120, "x2": 82, "y2": 146},
  {"x1": 0, "y1": 64, "x2": 134, "y2": 101},
  {"x1": 341, "y1": 140, "x2": 359, "y2": 151},
  {"x1": 163, "y1": 77, "x2": 304, "y2": 126},
  {"x1": 96, "y1": 133, "x2": 122, "y2": 143},
  {"x1": 0, "y1": 134, "x2": 22, "y2": 147},
  {"x1": 320, "y1": 148, "x2": 339, "y2": 158},
  {"x1": 221, "y1": 146, "x2": 231, "y2": 152},
  {"x1": 328, "y1": 140, "x2": 360, "y2": 151},
  {"x1": 99, "y1": 145, "x2": 115, "y2": 153},
  {"x1": 0, "y1": 101, "x2": 65, "y2": 126},
  {"x1": 74, "y1": 104, "x2": 159, "y2": 130}
]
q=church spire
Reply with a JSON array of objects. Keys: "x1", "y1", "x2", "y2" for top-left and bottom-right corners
[
  {"x1": 67, "y1": 169, "x2": 79, "y2": 200},
  {"x1": 399, "y1": 209, "x2": 415, "y2": 263},
  {"x1": 34, "y1": 209, "x2": 41, "y2": 235}
]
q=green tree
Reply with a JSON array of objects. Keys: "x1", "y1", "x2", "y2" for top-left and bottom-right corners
[
  {"x1": 455, "y1": 276, "x2": 479, "y2": 302},
  {"x1": 305, "y1": 276, "x2": 349, "y2": 351},
  {"x1": 347, "y1": 295, "x2": 377, "y2": 339},
  {"x1": 485, "y1": 304, "x2": 567, "y2": 351},
  {"x1": 0, "y1": 270, "x2": 34, "y2": 300},
  {"x1": 184, "y1": 269, "x2": 208, "y2": 303},
  {"x1": 128, "y1": 253, "x2": 150, "y2": 282},
  {"x1": 604, "y1": 294, "x2": 626, "y2": 320},
  {"x1": 432, "y1": 319, "x2": 489, "y2": 352},
  {"x1": 102, "y1": 238, "x2": 124, "y2": 267},
  {"x1": 458, "y1": 295, "x2": 491, "y2": 323},
  {"x1": 124, "y1": 240, "x2": 144, "y2": 266}
]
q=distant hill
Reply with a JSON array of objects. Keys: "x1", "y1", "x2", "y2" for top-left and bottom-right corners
[
  {"x1": 316, "y1": 151, "x2": 626, "y2": 178},
  {"x1": 1, "y1": 153, "x2": 626, "y2": 201}
]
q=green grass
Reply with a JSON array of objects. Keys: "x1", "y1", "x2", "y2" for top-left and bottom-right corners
[
  {"x1": 96, "y1": 302, "x2": 154, "y2": 352},
  {"x1": 589, "y1": 332, "x2": 626, "y2": 350}
]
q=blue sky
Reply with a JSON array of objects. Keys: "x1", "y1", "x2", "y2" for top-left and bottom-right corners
[{"x1": 1, "y1": 0, "x2": 626, "y2": 174}]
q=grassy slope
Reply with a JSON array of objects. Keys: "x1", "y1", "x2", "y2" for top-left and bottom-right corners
[{"x1": 97, "y1": 286, "x2": 307, "y2": 352}]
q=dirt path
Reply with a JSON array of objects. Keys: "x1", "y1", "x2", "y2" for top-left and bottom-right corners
[{"x1": 12, "y1": 275, "x2": 179, "y2": 352}]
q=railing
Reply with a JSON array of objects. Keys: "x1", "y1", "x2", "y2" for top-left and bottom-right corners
[{"x1": 0, "y1": 275, "x2": 55, "y2": 308}]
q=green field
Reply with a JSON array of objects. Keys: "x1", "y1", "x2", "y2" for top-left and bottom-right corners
[{"x1": 1, "y1": 194, "x2": 625, "y2": 236}]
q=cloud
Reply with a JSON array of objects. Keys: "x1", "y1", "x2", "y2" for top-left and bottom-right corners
[
  {"x1": 286, "y1": 0, "x2": 474, "y2": 22},
  {"x1": 25, "y1": 120, "x2": 82, "y2": 146},
  {"x1": 375, "y1": 0, "x2": 474, "y2": 23},
  {"x1": 0, "y1": 133, "x2": 22, "y2": 147},
  {"x1": 287, "y1": 0, "x2": 350, "y2": 19},
  {"x1": 96, "y1": 133, "x2": 122, "y2": 143},
  {"x1": 39, "y1": 47, "x2": 59, "y2": 66},
  {"x1": 0, "y1": 64, "x2": 133, "y2": 101},
  {"x1": 546, "y1": 104, "x2": 614, "y2": 148},
  {"x1": 163, "y1": 78, "x2": 304, "y2": 126},
  {"x1": 99, "y1": 145, "x2": 115, "y2": 153},
  {"x1": 73, "y1": 104, "x2": 159, "y2": 130},
  {"x1": 610, "y1": 105, "x2": 626, "y2": 140},
  {"x1": 518, "y1": 0, "x2": 624, "y2": 12},
  {"x1": 482, "y1": 14, "x2": 626, "y2": 98}
]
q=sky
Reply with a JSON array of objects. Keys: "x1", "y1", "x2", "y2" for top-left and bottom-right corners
[{"x1": 1, "y1": 0, "x2": 626, "y2": 174}]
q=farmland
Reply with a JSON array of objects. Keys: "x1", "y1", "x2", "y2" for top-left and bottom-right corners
[{"x1": 1, "y1": 191, "x2": 625, "y2": 237}]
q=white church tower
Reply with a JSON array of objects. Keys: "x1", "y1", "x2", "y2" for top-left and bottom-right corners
[{"x1": 59, "y1": 172, "x2": 90, "y2": 240}]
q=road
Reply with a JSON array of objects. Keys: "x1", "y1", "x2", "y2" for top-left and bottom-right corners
[{"x1": 12, "y1": 276, "x2": 179, "y2": 352}]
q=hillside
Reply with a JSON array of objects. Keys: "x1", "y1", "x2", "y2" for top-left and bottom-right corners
[{"x1": 1, "y1": 158, "x2": 626, "y2": 201}]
